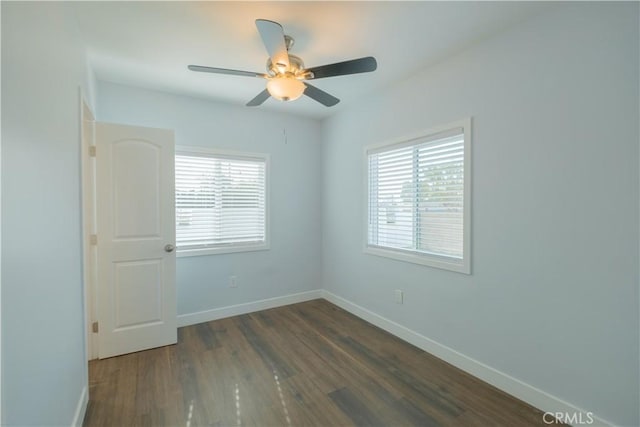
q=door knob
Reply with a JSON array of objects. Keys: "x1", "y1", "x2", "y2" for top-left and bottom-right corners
[{"x1": 164, "y1": 244, "x2": 175, "y2": 253}]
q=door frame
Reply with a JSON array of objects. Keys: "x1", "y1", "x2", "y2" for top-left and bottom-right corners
[{"x1": 80, "y1": 91, "x2": 98, "y2": 360}]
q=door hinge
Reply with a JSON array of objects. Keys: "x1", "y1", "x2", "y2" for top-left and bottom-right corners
[
  {"x1": 90, "y1": 234, "x2": 97, "y2": 245},
  {"x1": 92, "y1": 322, "x2": 99, "y2": 333},
  {"x1": 89, "y1": 146, "x2": 96, "y2": 157}
]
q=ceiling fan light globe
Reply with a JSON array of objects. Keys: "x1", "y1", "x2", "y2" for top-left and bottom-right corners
[{"x1": 267, "y1": 76, "x2": 305, "y2": 102}]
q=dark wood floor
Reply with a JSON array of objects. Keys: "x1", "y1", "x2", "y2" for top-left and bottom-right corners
[{"x1": 84, "y1": 299, "x2": 552, "y2": 426}]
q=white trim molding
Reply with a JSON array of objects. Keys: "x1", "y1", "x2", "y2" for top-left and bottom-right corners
[
  {"x1": 71, "y1": 385, "x2": 88, "y2": 427},
  {"x1": 321, "y1": 290, "x2": 614, "y2": 427},
  {"x1": 177, "y1": 290, "x2": 322, "y2": 327},
  {"x1": 80, "y1": 89, "x2": 97, "y2": 361}
]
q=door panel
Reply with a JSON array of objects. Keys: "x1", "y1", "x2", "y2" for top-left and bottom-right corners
[
  {"x1": 96, "y1": 122, "x2": 176, "y2": 359},
  {"x1": 112, "y1": 140, "x2": 161, "y2": 238},
  {"x1": 113, "y1": 260, "x2": 163, "y2": 329}
]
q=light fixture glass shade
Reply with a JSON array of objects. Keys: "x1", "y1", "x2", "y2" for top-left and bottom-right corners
[{"x1": 267, "y1": 76, "x2": 305, "y2": 102}]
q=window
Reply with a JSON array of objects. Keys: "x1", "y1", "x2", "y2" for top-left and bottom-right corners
[
  {"x1": 365, "y1": 119, "x2": 470, "y2": 273},
  {"x1": 175, "y1": 146, "x2": 268, "y2": 256}
]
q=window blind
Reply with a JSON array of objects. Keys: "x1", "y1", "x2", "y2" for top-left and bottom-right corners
[
  {"x1": 175, "y1": 152, "x2": 266, "y2": 251},
  {"x1": 368, "y1": 129, "x2": 465, "y2": 260}
]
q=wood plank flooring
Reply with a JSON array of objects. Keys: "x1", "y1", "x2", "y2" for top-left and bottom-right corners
[{"x1": 84, "y1": 299, "x2": 553, "y2": 426}]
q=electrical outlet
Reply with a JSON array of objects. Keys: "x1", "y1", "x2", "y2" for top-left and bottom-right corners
[
  {"x1": 229, "y1": 276, "x2": 237, "y2": 288},
  {"x1": 394, "y1": 289, "x2": 403, "y2": 304}
]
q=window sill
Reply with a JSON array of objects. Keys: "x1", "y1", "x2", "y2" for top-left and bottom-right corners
[
  {"x1": 364, "y1": 245, "x2": 470, "y2": 274},
  {"x1": 177, "y1": 243, "x2": 270, "y2": 258}
]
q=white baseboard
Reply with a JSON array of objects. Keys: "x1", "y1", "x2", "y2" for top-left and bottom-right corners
[
  {"x1": 71, "y1": 385, "x2": 88, "y2": 427},
  {"x1": 177, "y1": 289, "x2": 322, "y2": 327},
  {"x1": 321, "y1": 290, "x2": 614, "y2": 427}
]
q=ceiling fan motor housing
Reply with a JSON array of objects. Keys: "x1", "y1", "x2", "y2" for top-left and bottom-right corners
[{"x1": 266, "y1": 54, "x2": 307, "y2": 78}]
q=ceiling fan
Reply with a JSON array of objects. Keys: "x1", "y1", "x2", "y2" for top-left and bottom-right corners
[{"x1": 188, "y1": 19, "x2": 377, "y2": 107}]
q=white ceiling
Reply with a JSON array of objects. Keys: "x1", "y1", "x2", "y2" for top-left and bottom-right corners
[{"x1": 74, "y1": 1, "x2": 556, "y2": 120}]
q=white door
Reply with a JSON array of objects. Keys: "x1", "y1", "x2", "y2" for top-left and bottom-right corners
[{"x1": 95, "y1": 122, "x2": 176, "y2": 359}]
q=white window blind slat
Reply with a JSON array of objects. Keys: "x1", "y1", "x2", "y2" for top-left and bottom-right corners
[{"x1": 176, "y1": 152, "x2": 267, "y2": 252}]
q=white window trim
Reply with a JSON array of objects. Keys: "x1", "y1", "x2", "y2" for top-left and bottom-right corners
[
  {"x1": 175, "y1": 145, "x2": 270, "y2": 258},
  {"x1": 363, "y1": 118, "x2": 471, "y2": 274}
]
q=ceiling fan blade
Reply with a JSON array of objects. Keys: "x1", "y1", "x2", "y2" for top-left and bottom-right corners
[
  {"x1": 255, "y1": 19, "x2": 290, "y2": 70},
  {"x1": 303, "y1": 83, "x2": 340, "y2": 107},
  {"x1": 303, "y1": 56, "x2": 377, "y2": 80},
  {"x1": 246, "y1": 89, "x2": 271, "y2": 107},
  {"x1": 188, "y1": 65, "x2": 267, "y2": 78}
]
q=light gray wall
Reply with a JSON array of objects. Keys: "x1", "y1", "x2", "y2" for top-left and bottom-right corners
[
  {"x1": 1, "y1": 2, "x2": 95, "y2": 425},
  {"x1": 321, "y1": 3, "x2": 639, "y2": 426},
  {"x1": 96, "y1": 82, "x2": 322, "y2": 317}
]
